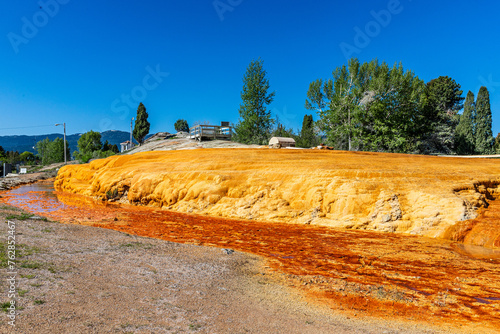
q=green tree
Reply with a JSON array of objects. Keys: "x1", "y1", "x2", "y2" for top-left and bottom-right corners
[
  {"x1": 19, "y1": 151, "x2": 36, "y2": 164},
  {"x1": 133, "y1": 102, "x2": 150, "y2": 146},
  {"x1": 234, "y1": 58, "x2": 275, "y2": 144},
  {"x1": 455, "y1": 91, "x2": 476, "y2": 154},
  {"x1": 311, "y1": 59, "x2": 427, "y2": 153},
  {"x1": 102, "y1": 140, "x2": 119, "y2": 154},
  {"x1": 493, "y1": 133, "x2": 500, "y2": 154},
  {"x1": 420, "y1": 76, "x2": 464, "y2": 154},
  {"x1": 321, "y1": 58, "x2": 369, "y2": 150},
  {"x1": 35, "y1": 138, "x2": 50, "y2": 164},
  {"x1": 5, "y1": 151, "x2": 20, "y2": 164},
  {"x1": 49, "y1": 138, "x2": 69, "y2": 163},
  {"x1": 298, "y1": 114, "x2": 316, "y2": 148},
  {"x1": 77, "y1": 130, "x2": 102, "y2": 155},
  {"x1": 75, "y1": 130, "x2": 102, "y2": 162},
  {"x1": 305, "y1": 79, "x2": 331, "y2": 114},
  {"x1": 362, "y1": 62, "x2": 427, "y2": 153},
  {"x1": 35, "y1": 137, "x2": 69, "y2": 165},
  {"x1": 174, "y1": 119, "x2": 189, "y2": 133},
  {"x1": 475, "y1": 86, "x2": 494, "y2": 154}
]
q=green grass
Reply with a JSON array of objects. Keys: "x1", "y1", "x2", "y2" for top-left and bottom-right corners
[
  {"x1": 41, "y1": 228, "x2": 52, "y2": 233},
  {"x1": 119, "y1": 242, "x2": 154, "y2": 249},
  {"x1": 18, "y1": 244, "x2": 41, "y2": 257},
  {"x1": 106, "y1": 188, "x2": 119, "y2": 200},
  {"x1": 0, "y1": 242, "x2": 7, "y2": 268},
  {"x1": 18, "y1": 289, "x2": 28, "y2": 297},
  {"x1": 20, "y1": 261, "x2": 43, "y2": 269},
  {"x1": 20, "y1": 274, "x2": 36, "y2": 279},
  {"x1": 1, "y1": 302, "x2": 13, "y2": 313},
  {"x1": 189, "y1": 323, "x2": 202, "y2": 331},
  {"x1": 33, "y1": 300, "x2": 45, "y2": 305},
  {"x1": 6, "y1": 213, "x2": 33, "y2": 220},
  {"x1": 0, "y1": 242, "x2": 41, "y2": 269}
]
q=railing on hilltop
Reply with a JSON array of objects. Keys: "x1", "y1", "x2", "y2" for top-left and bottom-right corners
[{"x1": 189, "y1": 124, "x2": 232, "y2": 141}]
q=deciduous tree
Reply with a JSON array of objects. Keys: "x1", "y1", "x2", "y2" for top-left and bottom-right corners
[
  {"x1": 35, "y1": 137, "x2": 69, "y2": 165},
  {"x1": 420, "y1": 76, "x2": 464, "y2": 154}
]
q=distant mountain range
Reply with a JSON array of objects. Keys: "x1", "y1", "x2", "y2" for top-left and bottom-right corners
[{"x1": 0, "y1": 130, "x2": 137, "y2": 154}]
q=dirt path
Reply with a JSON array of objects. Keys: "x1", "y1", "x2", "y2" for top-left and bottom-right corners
[{"x1": 0, "y1": 204, "x2": 464, "y2": 334}]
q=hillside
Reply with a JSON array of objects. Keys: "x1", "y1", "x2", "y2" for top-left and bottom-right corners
[
  {"x1": 0, "y1": 130, "x2": 135, "y2": 154},
  {"x1": 54, "y1": 148, "x2": 500, "y2": 248}
]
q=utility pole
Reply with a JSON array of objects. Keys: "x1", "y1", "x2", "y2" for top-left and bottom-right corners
[
  {"x1": 55, "y1": 123, "x2": 67, "y2": 164},
  {"x1": 130, "y1": 117, "x2": 134, "y2": 150}
]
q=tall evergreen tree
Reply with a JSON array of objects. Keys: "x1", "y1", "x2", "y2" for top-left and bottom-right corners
[
  {"x1": 455, "y1": 91, "x2": 476, "y2": 154},
  {"x1": 298, "y1": 114, "x2": 316, "y2": 148},
  {"x1": 133, "y1": 102, "x2": 150, "y2": 146},
  {"x1": 475, "y1": 86, "x2": 494, "y2": 154},
  {"x1": 234, "y1": 58, "x2": 275, "y2": 144},
  {"x1": 493, "y1": 133, "x2": 500, "y2": 154}
]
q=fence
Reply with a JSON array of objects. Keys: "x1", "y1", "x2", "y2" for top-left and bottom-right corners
[{"x1": 189, "y1": 125, "x2": 232, "y2": 141}]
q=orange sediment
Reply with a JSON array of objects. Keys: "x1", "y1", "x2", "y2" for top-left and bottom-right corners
[
  {"x1": 2, "y1": 180, "x2": 500, "y2": 331},
  {"x1": 54, "y1": 149, "x2": 500, "y2": 247}
]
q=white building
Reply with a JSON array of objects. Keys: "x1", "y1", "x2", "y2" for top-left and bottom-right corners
[{"x1": 120, "y1": 141, "x2": 135, "y2": 152}]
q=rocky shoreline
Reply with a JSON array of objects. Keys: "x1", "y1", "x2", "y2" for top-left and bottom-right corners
[{"x1": 0, "y1": 171, "x2": 57, "y2": 191}]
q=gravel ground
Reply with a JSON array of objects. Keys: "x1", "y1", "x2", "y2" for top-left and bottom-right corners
[{"x1": 0, "y1": 204, "x2": 464, "y2": 334}]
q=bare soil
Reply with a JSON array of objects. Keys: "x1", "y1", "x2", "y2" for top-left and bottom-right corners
[{"x1": 0, "y1": 203, "x2": 466, "y2": 333}]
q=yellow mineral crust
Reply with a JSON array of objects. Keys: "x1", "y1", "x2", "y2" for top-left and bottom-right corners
[{"x1": 54, "y1": 149, "x2": 500, "y2": 240}]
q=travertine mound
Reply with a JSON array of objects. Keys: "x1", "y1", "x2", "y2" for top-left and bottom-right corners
[{"x1": 55, "y1": 149, "x2": 500, "y2": 241}]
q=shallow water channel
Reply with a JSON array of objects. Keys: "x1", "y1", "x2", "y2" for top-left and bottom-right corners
[{"x1": 3, "y1": 180, "x2": 500, "y2": 327}]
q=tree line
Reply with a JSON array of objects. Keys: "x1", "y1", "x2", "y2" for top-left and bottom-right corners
[{"x1": 234, "y1": 58, "x2": 496, "y2": 154}]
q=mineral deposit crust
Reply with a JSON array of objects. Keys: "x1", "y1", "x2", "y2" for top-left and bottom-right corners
[{"x1": 54, "y1": 149, "x2": 500, "y2": 247}]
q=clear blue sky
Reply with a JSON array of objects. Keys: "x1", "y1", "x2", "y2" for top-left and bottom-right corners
[{"x1": 1, "y1": 0, "x2": 500, "y2": 136}]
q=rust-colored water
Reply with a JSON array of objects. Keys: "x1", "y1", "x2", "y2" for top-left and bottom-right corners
[{"x1": 3, "y1": 180, "x2": 500, "y2": 331}]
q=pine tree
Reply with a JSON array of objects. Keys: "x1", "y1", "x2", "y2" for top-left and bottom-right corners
[
  {"x1": 174, "y1": 119, "x2": 189, "y2": 133},
  {"x1": 475, "y1": 87, "x2": 494, "y2": 154},
  {"x1": 298, "y1": 114, "x2": 316, "y2": 148},
  {"x1": 234, "y1": 58, "x2": 275, "y2": 145},
  {"x1": 455, "y1": 91, "x2": 475, "y2": 154},
  {"x1": 133, "y1": 102, "x2": 150, "y2": 146}
]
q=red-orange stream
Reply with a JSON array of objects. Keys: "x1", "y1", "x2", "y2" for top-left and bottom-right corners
[{"x1": 2, "y1": 180, "x2": 500, "y2": 331}]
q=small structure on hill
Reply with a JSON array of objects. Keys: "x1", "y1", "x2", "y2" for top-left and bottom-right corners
[
  {"x1": 269, "y1": 137, "x2": 296, "y2": 149},
  {"x1": 190, "y1": 122, "x2": 232, "y2": 141},
  {"x1": 120, "y1": 141, "x2": 135, "y2": 153}
]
